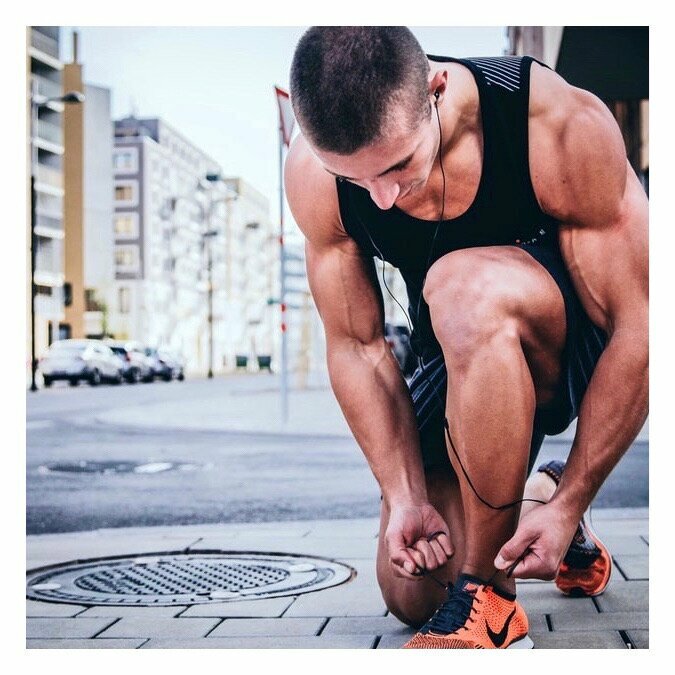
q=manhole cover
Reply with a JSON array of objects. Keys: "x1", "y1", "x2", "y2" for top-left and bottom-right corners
[
  {"x1": 38, "y1": 461, "x2": 201, "y2": 475},
  {"x1": 26, "y1": 552, "x2": 354, "y2": 606}
]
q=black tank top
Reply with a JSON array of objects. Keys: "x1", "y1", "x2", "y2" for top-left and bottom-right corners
[{"x1": 336, "y1": 54, "x2": 560, "y2": 361}]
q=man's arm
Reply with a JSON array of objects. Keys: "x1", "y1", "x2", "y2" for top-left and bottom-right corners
[
  {"x1": 285, "y1": 137, "x2": 453, "y2": 577},
  {"x1": 496, "y1": 76, "x2": 648, "y2": 578}
]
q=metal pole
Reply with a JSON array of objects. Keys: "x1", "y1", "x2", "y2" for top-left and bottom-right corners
[
  {"x1": 279, "y1": 127, "x2": 289, "y2": 424},
  {"x1": 206, "y1": 196, "x2": 214, "y2": 380},
  {"x1": 207, "y1": 229, "x2": 214, "y2": 379},
  {"x1": 30, "y1": 81, "x2": 38, "y2": 392}
]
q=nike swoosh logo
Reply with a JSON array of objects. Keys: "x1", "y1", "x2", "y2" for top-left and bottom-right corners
[{"x1": 486, "y1": 607, "x2": 517, "y2": 647}]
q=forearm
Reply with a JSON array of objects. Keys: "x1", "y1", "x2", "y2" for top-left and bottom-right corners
[
  {"x1": 551, "y1": 326, "x2": 648, "y2": 522},
  {"x1": 327, "y1": 336, "x2": 428, "y2": 506}
]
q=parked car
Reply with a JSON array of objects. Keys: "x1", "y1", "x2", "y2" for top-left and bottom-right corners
[
  {"x1": 39, "y1": 339, "x2": 124, "y2": 387},
  {"x1": 159, "y1": 348, "x2": 185, "y2": 381},
  {"x1": 105, "y1": 340, "x2": 154, "y2": 383},
  {"x1": 384, "y1": 323, "x2": 418, "y2": 378},
  {"x1": 145, "y1": 347, "x2": 185, "y2": 382}
]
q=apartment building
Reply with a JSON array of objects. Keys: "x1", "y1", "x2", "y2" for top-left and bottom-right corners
[
  {"x1": 82, "y1": 84, "x2": 115, "y2": 337},
  {"x1": 56, "y1": 30, "x2": 116, "y2": 342},
  {"x1": 220, "y1": 177, "x2": 275, "y2": 369},
  {"x1": 109, "y1": 117, "x2": 219, "y2": 368},
  {"x1": 27, "y1": 27, "x2": 66, "y2": 364},
  {"x1": 109, "y1": 116, "x2": 277, "y2": 375}
]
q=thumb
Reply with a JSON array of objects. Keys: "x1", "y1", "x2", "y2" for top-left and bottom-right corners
[{"x1": 494, "y1": 526, "x2": 534, "y2": 570}]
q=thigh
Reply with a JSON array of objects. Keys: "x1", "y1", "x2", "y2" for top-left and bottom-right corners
[{"x1": 424, "y1": 245, "x2": 568, "y2": 407}]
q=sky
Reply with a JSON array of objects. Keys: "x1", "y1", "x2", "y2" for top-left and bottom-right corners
[{"x1": 60, "y1": 26, "x2": 507, "y2": 226}]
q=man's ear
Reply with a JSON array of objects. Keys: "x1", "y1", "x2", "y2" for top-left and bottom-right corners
[{"x1": 428, "y1": 70, "x2": 448, "y2": 104}]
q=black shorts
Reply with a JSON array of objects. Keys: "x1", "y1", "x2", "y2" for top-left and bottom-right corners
[{"x1": 408, "y1": 241, "x2": 608, "y2": 474}]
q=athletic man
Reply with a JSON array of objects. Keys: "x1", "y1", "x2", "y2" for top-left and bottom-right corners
[{"x1": 285, "y1": 27, "x2": 648, "y2": 649}]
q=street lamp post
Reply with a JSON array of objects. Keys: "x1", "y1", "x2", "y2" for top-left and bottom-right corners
[
  {"x1": 163, "y1": 176, "x2": 236, "y2": 380},
  {"x1": 203, "y1": 174, "x2": 238, "y2": 379},
  {"x1": 29, "y1": 81, "x2": 84, "y2": 391},
  {"x1": 203, "y1": 228, "x2": 218, "y2": 379}
]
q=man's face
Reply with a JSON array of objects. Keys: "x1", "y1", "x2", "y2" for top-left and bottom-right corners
[{"x1": 312, "y1": 108, "x2": 438, "y2": 211}]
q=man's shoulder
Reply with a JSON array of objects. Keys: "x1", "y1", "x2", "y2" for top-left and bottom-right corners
[
  {"x1": 528, "y1": 62, "x2": 626, "y2": 223},
  {"x1": 285, "y1": 135, "x2": 346, "y2": 246}
]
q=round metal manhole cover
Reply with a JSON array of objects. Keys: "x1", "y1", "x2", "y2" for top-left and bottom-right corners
[{"x1": 26, "y1": 552, "x2": 354, "y2": 606}]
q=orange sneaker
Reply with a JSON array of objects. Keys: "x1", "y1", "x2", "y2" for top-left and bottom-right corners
[
  {"x1": 555, "y1": 514, "x2": 612, "y2": 597},
  {"x1": 402, "y1": 574, "x2": 533, "y2": 649},
  {"x1": 537, "y1": 461, "x2": 612, "y2": 597}
]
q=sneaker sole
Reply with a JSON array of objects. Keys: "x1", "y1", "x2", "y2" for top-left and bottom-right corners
[
  {"x1": 557, "y1": 513, "x2": 612, "y2": 597},
  {"x1": 508, "y1": 635, "x2": 534, "y2": 649}
]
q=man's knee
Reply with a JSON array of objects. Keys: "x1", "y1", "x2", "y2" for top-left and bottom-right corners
[
  {"x1": 376, "y1": 574, "x2": 439, "y2": 628},
  {"x1": 422, "y1": 250, "x2": 522, "y2": 365},
  {"x1": 376, "y1": 533, "x2": 448, "y2": 629}
]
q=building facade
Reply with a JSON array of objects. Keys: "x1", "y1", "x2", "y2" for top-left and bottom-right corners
[
  {"x1": 109, "y1": 117, "x2": 274, "y2": 375},
  {"x1": 82, "y1": 84, "x2": 115, "y2": 337},
  {"x1": 61, "y1": 32, "x2": 115, "y2": 342},
  {"x1": 28, "y1": 26, "x2": 66, "y2": 369},
  {"x1": 220, "y1": 177, "x2": 275, "y2": 370}
]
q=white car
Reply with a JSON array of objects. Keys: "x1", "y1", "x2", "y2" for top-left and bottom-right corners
[
  {"x1": 39, "y1": 339, "x2": 124, "y2": 387},
  {"x1": 105, "y1": 340, "x2": 155, "y2": 384}
]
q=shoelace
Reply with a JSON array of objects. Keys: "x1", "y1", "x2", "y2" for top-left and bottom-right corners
[{"x1": 421, "y1": 586, "x2": 478, "y2": 635}]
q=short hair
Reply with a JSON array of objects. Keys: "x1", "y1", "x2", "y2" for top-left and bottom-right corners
[{"x1": 290, "y1": 27, "x2": 431, "y2": 154}]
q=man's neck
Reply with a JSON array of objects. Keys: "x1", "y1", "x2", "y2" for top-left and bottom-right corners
[{"x1": 440, "y1": 62, "x2": 482, "y2": 154}]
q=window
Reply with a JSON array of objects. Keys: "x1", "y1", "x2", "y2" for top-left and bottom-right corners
[
  {"x1": 116, "y1": 186, "x2": 131, "y2": 201},
  {"x1": 115, "y1": 246, "x2": 140, "y2": 272},
  {"x1": 118, "y1": 287, "x2": 130, "y2": 314},
  {"x1": 115, "y1": 185, "x2": 133, "y2": 201},
  {"x1": 114, "y1": 213, "x2": 138, "y2": 239},
  {"x1": 113, "y1": 148, "x2": 138, "y2": 173},
  {"x1": 114, "y1": 180, "x2": 138, "y2": 206}
]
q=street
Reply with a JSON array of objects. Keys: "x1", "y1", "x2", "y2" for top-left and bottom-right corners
[{"x1": 26, "y1": 375, "x2": 648, "y2": 535}]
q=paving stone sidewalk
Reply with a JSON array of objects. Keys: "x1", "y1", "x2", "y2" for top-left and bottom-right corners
[{"x1": 26, "y1": 508, "x2": 648, "y2": 649}]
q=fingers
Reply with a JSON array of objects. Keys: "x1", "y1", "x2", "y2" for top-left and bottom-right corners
[
  {"x1": 427, "y1": 538, "x2": 448, "y2": 568},
  {"x1": 494, "y1": 527, "x2": 559, "y2": 580},
  {"x1": 412, "y1": 539, "x2": 443, "y2": 571},
  {"x1": 406, "y1": 531, "x2": 453, "y2": 574},
  {"x1": 430, "y1": 531, "x2": 454, "y2": 558},
  {"x1": 503, "y1": 550, "x2": 558, "y2": 581},
  {"x1": 390, "y1": 541, "x2": 447, "y2": 580},
  {"x1": 389, "y1": 547, "x2": 425, "y2": 581},
  {"x1": 494, "y1": 526, "x2": 536, "y2": 570}
]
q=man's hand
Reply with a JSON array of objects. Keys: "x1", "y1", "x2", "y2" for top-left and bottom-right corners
[
  {"x1": 385, "y1": 502, "x2": 454, "y2": 580},
  {"x1": 493, "y1": 502, "x2": 578, "y2": 580}
]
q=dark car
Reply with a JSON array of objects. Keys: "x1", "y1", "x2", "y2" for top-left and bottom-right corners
[
  {"x1": 145, "y1": 347, "x2": 185, "y2": 382},
  {"x1": 385, "y1": 323, "x2": 418, "y2": 378},
  {"x1": 39, "y1": 339, "x2": 124, "y2": 387},
  {"x1": 105, "y1": 340, "x2": 154, "y2": 383}
]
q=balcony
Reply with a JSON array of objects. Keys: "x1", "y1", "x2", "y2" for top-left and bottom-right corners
[
  {"x1": 35, "y1": 290, "x2": 64, "y2": 320},
  {"x1": 36, "y1": 118, "x2": 63, "y2": 146},
  {"x1": 35, "y1": 249, "x2": 63, "y2": 277},
  {"x1": 35, "y1": 164, "x2": 63, "y2": 191},
  {"x1": 30, "y1": 29, "x2": 60, "y2": 59},
  {"x1": 35, "y1": 210, "x2": 64, "y2": 237},
  {"x1": 33, "y1": 74, "x2": 62, "y2": 100}
]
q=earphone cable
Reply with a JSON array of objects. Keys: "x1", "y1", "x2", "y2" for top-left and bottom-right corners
[{"x1": 361, "y1": 96, "x2": 546, "y2": 514}]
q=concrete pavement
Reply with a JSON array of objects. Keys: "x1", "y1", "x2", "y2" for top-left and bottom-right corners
[
  {"x1": 89, "y1": 370, "x2": 649, "y2": 443},
  {"x1": 27, "y1": 372, "x2": 649, "y2": 648},
  {"x1": 26, "y1": 508, "x2": 648, "y2": 649}
]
